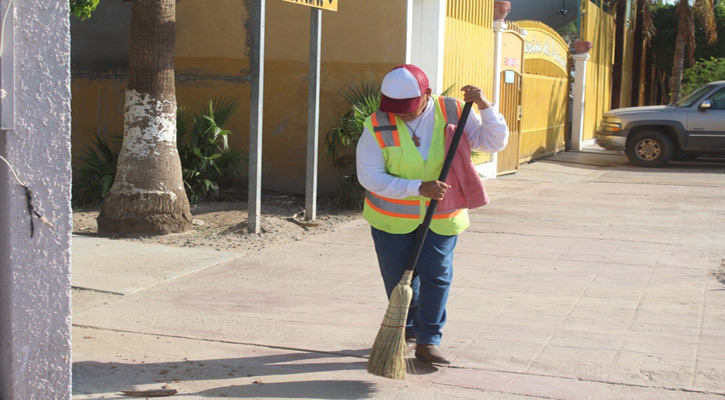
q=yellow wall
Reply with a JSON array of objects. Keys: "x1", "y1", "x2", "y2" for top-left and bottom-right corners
[
  {"x1": 72, "y1": 0, "x2": 407, "y2": 195},
  {"x1": 443, "y1": 0, "x2": 494, "y2": 165},
  {"x1": 516, "y1": 21, "x2": 569, "y2": 161},
  {"x1": 581, "y1": 1, "x2": 615, "y2": 142}
]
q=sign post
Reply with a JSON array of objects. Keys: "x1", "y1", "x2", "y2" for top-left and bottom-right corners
[
  {"x1": 282, "y1": 0, "x2": 337, "y2": 221},
  {"x1": 248, "y1": 0, "x2": 265, "y2": 233},
  {"x1": 305, "y1": 8, "x2": 322, "y2": 221}
]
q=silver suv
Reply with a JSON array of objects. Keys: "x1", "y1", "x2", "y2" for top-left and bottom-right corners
[{"x1": 597, "y1": 81, "x2": 725, "y2": 167}]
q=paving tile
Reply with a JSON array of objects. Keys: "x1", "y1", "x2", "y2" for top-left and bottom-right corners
[
  {"x1": 527, "y1": 346, "x2": 617, "y2": 381},
  {"x1": 608, "y1": 351, "x2": 694, "y2": 388},
  {"x1": 548, "y1": 330, "x2": 624, "y2": 351}
]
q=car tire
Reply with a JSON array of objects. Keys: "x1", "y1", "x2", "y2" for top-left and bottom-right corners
[{"x1": 626, "y1": 130, "x2": 674, "y2": 167}]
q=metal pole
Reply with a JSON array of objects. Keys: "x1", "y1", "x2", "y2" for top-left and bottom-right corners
[
  {"x1": 304, "y1": 8, "x2": 321, "y2": 221},
  {"x1": 248, "y1": 0, "x2": 265, "y2": 233}
]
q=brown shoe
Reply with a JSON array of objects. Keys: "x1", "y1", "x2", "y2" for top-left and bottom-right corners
[
  {"x1": 415, "y1": 344, "x2": 451, "y2": 365},
  {"x1": 405, "y1": 334, "x2": 416, "y2": 352}
]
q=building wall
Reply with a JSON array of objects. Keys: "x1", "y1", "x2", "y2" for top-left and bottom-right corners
[
  {"x1": 71, "y1": 0, "x2": 407, "y2": 195},
  {"x1": 581, "y1": 1, "x2": 615, "y2": 142},
  {"x1": 0, "y1": 0, "x2": 72, "y2": 398}
]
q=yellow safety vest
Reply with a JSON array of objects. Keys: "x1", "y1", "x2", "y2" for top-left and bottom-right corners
[{"x1": 362, "y1": 95, "x2": 470, "y2": 235}]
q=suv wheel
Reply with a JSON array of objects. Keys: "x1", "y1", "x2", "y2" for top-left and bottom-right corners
[{"x1": 626, "y1": 131, "x2": 674, "y2": 167}]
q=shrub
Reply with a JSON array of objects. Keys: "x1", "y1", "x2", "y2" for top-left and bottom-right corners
[
  {"x1": 323, "y1": 82, "x2": 382, "y2": 210},
  {"x1": 177, "y1": 97, "x2": 246, "y2": 203},
  {"x1": 72, "y1": 134, "x2": 120, "y2": 207},
  {"x1": 73, "y1": 97, "x2": 245, "y2": 207},
  {"x1": 682, "y1": 57, "x2": 725, "y2": 96}
]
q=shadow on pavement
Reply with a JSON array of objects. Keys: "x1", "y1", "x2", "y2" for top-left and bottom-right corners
[
  {"x1": 73, "y1": 350, "x2": 375, "y2": 399},
  {"x1": 193, "y1": 380, "x2": 375, "y2": 398}
]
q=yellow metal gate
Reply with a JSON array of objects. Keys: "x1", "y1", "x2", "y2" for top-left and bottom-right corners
[
  {"x1": 496, "y1": 29, "x2": 524, "y2": 175},
  {"x1": 514, "y1": 20, "x2": 569, "y2": 161},
  {"x1": 497, "y1": 70, "x2": 522, "y2": 175}
]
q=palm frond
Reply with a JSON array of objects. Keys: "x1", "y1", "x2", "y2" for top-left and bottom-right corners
[
  {"x1": 440, "y1": 83, "x2": 456, "y2": 97},
  {"x1": 678, "y1": 0, "x2": 697, "y2": 65},
  {"x1": 205, "y1": 96, "x2": 239, "y2": 127},
  {"x1": 642, "y1": 1, "x2": 657, "y2": 43},
  {"x1": 694, "y1": 0, "x2": 718, "y2": 45}
]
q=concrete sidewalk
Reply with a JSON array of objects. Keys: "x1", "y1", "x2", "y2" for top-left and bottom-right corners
[{"x1": 71, "y1": 150, "x2": 725, "y2": 400}]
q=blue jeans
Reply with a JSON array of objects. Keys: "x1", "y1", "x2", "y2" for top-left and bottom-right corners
[{"x1": 370, "y1": 226, "x2": 457, "y2": 346}]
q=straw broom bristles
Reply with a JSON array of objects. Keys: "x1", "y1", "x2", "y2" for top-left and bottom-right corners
[{"x1": 367, "y1": 270, "x2": 414, "y2": 380}]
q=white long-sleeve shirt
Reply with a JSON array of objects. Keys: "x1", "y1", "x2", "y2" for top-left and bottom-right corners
[{"x1": 356, "y1": 97, "x2": 509, "y2": 199}]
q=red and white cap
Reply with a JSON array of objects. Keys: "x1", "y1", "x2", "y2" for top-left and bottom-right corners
[{"x1": 379, "y1": 64, "x2": 430, "y2": 114}]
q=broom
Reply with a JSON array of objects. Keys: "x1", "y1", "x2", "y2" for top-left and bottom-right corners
[{"x1": 367, "y1": 101, "x2": 474, "y2": 379}]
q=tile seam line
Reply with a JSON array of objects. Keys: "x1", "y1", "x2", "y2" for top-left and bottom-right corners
[
  {"x1": 691, "y1": 281, "x2": 707, "y2": 389},
  {"x1": 523, "y1": 239, "x2": 622, "y2": 373}
]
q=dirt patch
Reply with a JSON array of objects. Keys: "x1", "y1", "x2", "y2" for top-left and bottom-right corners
[
  {"x1": 712, "y1": 260, "x2": 725, "y2": 285},
  {"x1": 73, "y1": 194, "x2": 361, "y2": 253}
]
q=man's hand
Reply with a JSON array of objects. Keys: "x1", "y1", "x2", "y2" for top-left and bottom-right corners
[
  {"x1": 461, "y1": 85, "x2": 493, "y2": 110},
  {"x1": 419, "y1": 180, "x2": 451, "y2": 201}
]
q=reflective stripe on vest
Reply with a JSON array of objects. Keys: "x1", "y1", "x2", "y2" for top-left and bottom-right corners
[
  {"x1": 439, "y1": 96, "x2": 462, "y2": 127},
  {"x1": 365, "y1": 191, "x2": 419, "y2": 219},
  {"x1": 365, "y1": 191, "x2": 465, "y2": 220},
  {"x1": 362, "y1": 96, "x2": 470, "y2": 234},
  {"x1": 369, "y1": 112, "x2": 400, "y2": 148}
]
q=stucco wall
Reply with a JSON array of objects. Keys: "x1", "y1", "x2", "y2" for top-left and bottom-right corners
[
  {"x1": 70, "y1": 0, "x2": 407, "y2": 195},
  {"x1": 0, "y1": 0, "x2": 72, "y2": 398}
]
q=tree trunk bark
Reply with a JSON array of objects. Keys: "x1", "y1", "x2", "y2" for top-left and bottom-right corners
[
  {"x1": 98, "y1": 0, "x2": 191, "y2": 235},
  {"x1": 669, "y1": 28, "x2": 687, "y2": 103},
  {"x1": 611, "y1": 0, "x2": 627, "y2": 109},
  {"x1": 669, "y1": 0, "x2": 690, "y2": 103},
  {"x1": 631, "y1": 0, "x2": 645, "y2": 106}
]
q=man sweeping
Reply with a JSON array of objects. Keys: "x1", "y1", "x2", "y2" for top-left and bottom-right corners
[{"x1": 356, "y1": 64, "x2": 509, "y2": 365}]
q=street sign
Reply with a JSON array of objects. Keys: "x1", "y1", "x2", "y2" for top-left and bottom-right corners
[{"x1": 282, "y1": 0, "x2": 337, "y2": 12}]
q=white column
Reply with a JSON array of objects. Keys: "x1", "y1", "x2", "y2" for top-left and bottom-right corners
[
  {"x1": 409, "y1": 0, "x2": 445, "y2": 94},
  {"x1": 477, "y1": 20, "x2": 507, "y2": 179},
  {"x1": 0, "y1": 0, "x2": 72, "y2": 398},
  {"x1": 492, "y1": 21, "x2": 507, "y2": 105},
  {"x1": 571, "y1": 53, "x2": 590, "y2": 151}
]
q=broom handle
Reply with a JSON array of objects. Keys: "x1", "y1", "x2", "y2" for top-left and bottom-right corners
[{"x1": 405, "y1": 101, "x2": 473, "y2": 272}]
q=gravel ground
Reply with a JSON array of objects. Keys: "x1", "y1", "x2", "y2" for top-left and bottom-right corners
[{"x1": 73, "y1": 194, "x2": 361, "y2": 253}]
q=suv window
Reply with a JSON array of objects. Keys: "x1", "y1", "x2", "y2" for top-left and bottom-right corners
[
  {"x1": 706, "y1": 88, "x2": 725, "y2": 110},
  {"x1": 675, "y1": 84, "x2": 715, "y2": 107}
]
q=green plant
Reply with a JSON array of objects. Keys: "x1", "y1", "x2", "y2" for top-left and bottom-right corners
[
  {"x1": 72, "y1": 134, "x2": 120, "y2": 207},
  {"x1": 177, "y1": 97, "x2": 246, "y2": 203},
  {"x1": 324, "y1": 82, "x2": 382, "y2": 162},
  {"x1": 324, "y1": 82, "x2": 456, "y2": 211},
  {"x1": 682, "y1": 57, "x2": 725, "y2": 95},
  {"x1": 323, "y1": 82, "x2": 381, "y2": 210},
  {"x1": 70, "y1": 0, "x2": 99, "y2": 20}
]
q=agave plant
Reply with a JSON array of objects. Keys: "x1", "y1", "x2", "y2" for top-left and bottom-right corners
[
  {"x1": 72, "y1": 134, "x2": 121, "y2": 207},
  {"x1": 323, "y1": 83, "x2": 381, "y2": 210},
  {"x1": 324, "y1": 82, "x2": 382, "y2": 163},
  {"x1": 177, "y1": 97, "x2": 246, "y2": 203}
]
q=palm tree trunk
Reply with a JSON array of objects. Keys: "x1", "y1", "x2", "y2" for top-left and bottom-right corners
[
  {"x1": 98, "y1": 0, "x2": 191, "y2": 235},
  {"x1": 670, "y1": 27, "x2": 687, "y2": 103},
  {"x1": 669, "y1": 0, "x2": 695, "y2": 103},
  {"x1": 611, "y1": 0, "x2": 627, "y2": 109}
]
